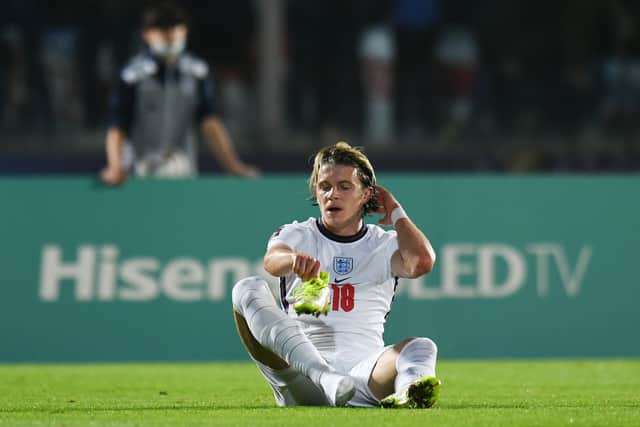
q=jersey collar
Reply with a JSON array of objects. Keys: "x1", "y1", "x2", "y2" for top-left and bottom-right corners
[{"x1": 315, "y1": 218, "x2": 368, "y2": 243}]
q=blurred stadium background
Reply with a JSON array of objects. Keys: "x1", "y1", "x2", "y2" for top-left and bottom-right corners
[
  {"x1": 1, "y1": 0, "x2": 639, "y2": 367},
  {"x1": 2, "y1": 0, "x2": 640, "y2": 172}
]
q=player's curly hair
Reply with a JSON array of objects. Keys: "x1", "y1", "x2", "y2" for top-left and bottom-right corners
[{"x1": 308, "y1": 141, "x2": 380, "y2": 215}]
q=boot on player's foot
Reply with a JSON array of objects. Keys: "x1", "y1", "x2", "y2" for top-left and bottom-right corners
[{"x1": 380, "y1": 376, "x2": 441, "y2": 409}]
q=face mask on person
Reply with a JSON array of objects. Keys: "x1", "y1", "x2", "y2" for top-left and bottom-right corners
[{"x1": 149, "y1": 37, "x2": 186, "y2": 58}]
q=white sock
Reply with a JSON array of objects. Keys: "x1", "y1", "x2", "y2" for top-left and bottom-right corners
[
  {"x1": 232, "y1": 277, "x2": 338, "y2": 385},
  {"x1": 394, "y1": 337, "x2": 438, "y2": 391}
]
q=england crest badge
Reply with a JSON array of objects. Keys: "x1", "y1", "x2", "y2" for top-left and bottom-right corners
[{"x1": 333, "y1": 257, "x2": 353, "y2": 275}]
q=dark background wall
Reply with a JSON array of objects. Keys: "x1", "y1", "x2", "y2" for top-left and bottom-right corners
[{"x1": 2, "y1": 0, "x2": 640, "y2": 173}]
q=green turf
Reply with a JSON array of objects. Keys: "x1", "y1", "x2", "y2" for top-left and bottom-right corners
[{"x1": 1, "y1": 360, "x2": 639, "y2": 426}]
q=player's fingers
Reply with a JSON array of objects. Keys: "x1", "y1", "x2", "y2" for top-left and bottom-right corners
[
  {"x1": 291, "y1": 253, "x2": 300, "y2": 275},
  {"x1": 301, "y1": 259, "x2": 317, "y2": 280},
  {"x1": 378, "y1": 212, "x2": 392, "y2": 226},
  {"x1": 375, "y1": 185, "x2": 390, "y2": 201},
  {"x1": 295, "y1": 256, "x2": 308, "y2": 276},
  {"x1": 372, "y1": 204, "x2": 386, "y2": 214},
  {"x1": 294, "y1": 254, "x2": 319, "y2": 280},
  {"x1": 375, "y1": 185, "x2": 400, "y2": 211},
  {"x1": 309, "y1": 260, "x2": 321, "y2": 278},
  {"x1": 374, "y1": 184, "x2": 387, "y2": 194}
]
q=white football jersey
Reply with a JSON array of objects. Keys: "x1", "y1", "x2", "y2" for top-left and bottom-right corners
[{"x1": 268, "y1": 217, "x2": 400, "y2": 373}]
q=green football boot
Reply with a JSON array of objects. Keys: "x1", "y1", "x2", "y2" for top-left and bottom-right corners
[
  {"x1": 293, "y1": 271, "x2": 331, "y2": 317},
  {"x1": 380, "y1": 376, "x2": 441, "y2": 409}
]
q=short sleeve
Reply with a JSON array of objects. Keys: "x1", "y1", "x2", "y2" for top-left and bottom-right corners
[
  {"x1": 267, "y1": 221, "x2": 308, "y2": 252},
  {"x1": 384, "y1": 230, "x2": 399, "y2": 259},
  {"x1": 380, "y1": 229, "x2": 399, "y2": 277}
]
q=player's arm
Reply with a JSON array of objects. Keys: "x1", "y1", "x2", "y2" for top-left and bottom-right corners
[
  {"x1": 375, "y1": 185, "x2": 436, "y2": 278},
  {"x1": 263, "y1": 243, "x2": 320, "y2": 281},
  {"x1": 200, "y1": 116, "x2": 259, "y2": 177}
]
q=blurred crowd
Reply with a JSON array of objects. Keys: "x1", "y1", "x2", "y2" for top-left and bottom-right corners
[{"x1": 1, "y1": 0, "x2": 640, "y2": 171}]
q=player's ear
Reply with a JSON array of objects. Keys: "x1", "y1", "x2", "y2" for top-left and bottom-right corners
[{"x1": 362, "y1": 185, "x2": 373, "y2": 202}]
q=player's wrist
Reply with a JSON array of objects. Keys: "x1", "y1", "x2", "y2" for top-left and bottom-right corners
[
  {"x1": 289, "y1": 253, "x2": 297, "y2": 272},
  {"x1": 391, "y1": 206, "x2": 408, "y2": 227}
]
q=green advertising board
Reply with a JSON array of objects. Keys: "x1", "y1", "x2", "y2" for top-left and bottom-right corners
[{"x1": 1, "y1": 176, "x2": 638, "y2": 362}]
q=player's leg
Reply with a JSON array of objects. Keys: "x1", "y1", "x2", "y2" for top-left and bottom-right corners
[
  {"x1": 370, "y1": 337, "x2": 440, "y2": 408},
  {"x1": 231, "y1": 276, "x2": 355, "y2": 406},
  {"x1": 368, "y1": 338, "x2": 415, "y2": 399},
  {"x1": 254, "y1": 359, "x2": 330, "y2": 407},
  {"x1": 233, "y1": 311, "x2": 288, "y2": 370},
  {"x1": 235, "y1": 311, "x2": 333, "y2": 406}
]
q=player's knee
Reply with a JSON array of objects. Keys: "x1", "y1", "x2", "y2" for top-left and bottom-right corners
[
  {"x1": 425, "y1": 337, "x2": 438, "y2": 354},
  {"x1": 400, "y1": 337, "x2": 438, "y2": 357},
  {"x1": 394, "y1": 336, "x2": 418, "y2": 353},
  {"x1": 231, "y1": 276, "x2": 266, "y2": 311},
  {"x1": 413, "y1": 337, "x2": 438, "y2": 356}
]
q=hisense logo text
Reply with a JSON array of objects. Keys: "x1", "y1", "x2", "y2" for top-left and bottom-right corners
[
  {"x1": 39, "y1": 243, "x2": 592, "y2": 302},
  {"x1": 39, "y1": 245, "x2": 266, "y2": 302}
]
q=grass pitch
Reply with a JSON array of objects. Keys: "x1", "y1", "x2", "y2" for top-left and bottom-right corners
[{"x1": 1, "y1": 359, "x2": 639, "y2": 426}]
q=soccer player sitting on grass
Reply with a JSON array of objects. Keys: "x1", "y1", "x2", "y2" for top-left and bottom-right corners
[{"x1": 231, "y1": 142, "x2": 440, "y2": 407}]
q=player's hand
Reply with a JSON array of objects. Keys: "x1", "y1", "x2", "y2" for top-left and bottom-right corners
[
  {"x1": 291, "y1": 253, "x2": 321, "y2": 281},
  {"x1": 373, "y1": 185, "x2": 401, "y2": 226},
  {"x1": 100, "y1": 166, "x2": 127, "y2": 186}
]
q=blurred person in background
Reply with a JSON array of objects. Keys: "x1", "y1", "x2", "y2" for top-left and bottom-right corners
[
  {"x1": 392, "y1": 0, "x2": 443, "y2": 143},
  {"x1": 287, "y1": 1, "x2": 363, "y2": 146},
  {"x1": 360, "y1": 8, "x2": 395, "y2": 145},
  {"x1": 595, "y1": 0, "x2": 640, "y2": 136},
  {"x1": 434, "y1": 26, "x2": 478, "y2": 141},
  {"x1": 1, "y1": 0, "x2": 45, "y2": 134},
  {"x1": 0, "y1": 26, "x2": 30, "y2": 130},
  {"x1": 101, "y1": 1, "x2": 258, "y2": 185}
]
